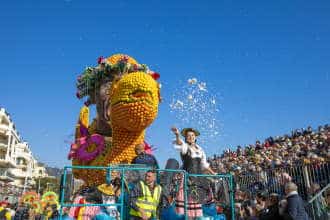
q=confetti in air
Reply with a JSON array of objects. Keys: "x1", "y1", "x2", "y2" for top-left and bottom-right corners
[
  {"x1": 188, "y1": 78, "x2": 198, "y2": 85},
  {"x1": 169, "y1": 77, "x2": 223, "y2": 147},
  {"x1": 198, "y1": 82, "x2": 207, "y2": 91}
]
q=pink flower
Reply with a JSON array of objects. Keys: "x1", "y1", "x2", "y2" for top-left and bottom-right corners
[
  {"x1": 121, "y1": 55, "x2": 129, "y2": 62},
  {"x1": 133, "y1": 64, "x2": 139, "y2": 70}
]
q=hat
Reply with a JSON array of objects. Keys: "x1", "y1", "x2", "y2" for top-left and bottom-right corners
[
  {"x1": 0, "y1": 201, "x2": 9, "y2": 206},
  {"x1": 181, "y1": 128, "x2": 200, "y2": 137},
  {"x1": 97, "y1": 184, "x2": 115, "y2": 196},
  {"x1": 135, "y1": 143, "x2": 145, "y2": 151}
]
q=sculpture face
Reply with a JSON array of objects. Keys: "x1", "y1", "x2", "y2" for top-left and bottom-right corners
[
  {"x1": 110, "y1": 72, "x2": 159, "y2": 131},
  {"x1": 94, "y1": 78, "x2": 112, "y2": 136}
]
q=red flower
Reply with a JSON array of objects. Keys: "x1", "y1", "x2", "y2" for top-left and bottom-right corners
[
  {"x1": 97, "y1": 56, "x2": 105, "y2": 64},
  {"x1": 150, "y1": 72, "x2": 160, "y2": 80}
]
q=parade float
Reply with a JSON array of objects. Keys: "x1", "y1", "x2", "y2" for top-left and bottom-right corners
[
  {"x1": 19, "y1": 191, "x2": 42, "y2": 214},
  {"x1": 19, "y1": 191, "x2": 60, "y2": 216},
  {"x1": 41, "y1": 191, "x2": 60, "y2": 210},
  {"x1": 68, "y1": 54, "x2": 161, "y2": 186}
]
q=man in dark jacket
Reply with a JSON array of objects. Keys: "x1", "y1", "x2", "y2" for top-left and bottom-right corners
[
  {"x1": 13, "y1": 204, "x2": 29, "y2": 220},
  {"x1": 282, "y1": 182, "x2": 309, "y2": 220},
  {"x1": 131, "y1": 143, "x2": 159, "y2": 169}
]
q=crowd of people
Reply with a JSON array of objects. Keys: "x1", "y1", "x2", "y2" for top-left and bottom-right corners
[
  {"x1": 0, "y1": 198, "x2": 59, "y2": 220},
  {"x1": 233, "y1": 181, "x2": 327, "y2": 220},
  {"x1": 208, "y1": 124, "x2": 330, "y2": 175},
  {"x1": 206, "y1": 124, "x2": 330, "y2": 220}
]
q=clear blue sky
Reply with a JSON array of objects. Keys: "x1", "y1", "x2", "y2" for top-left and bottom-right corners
[{"x1": 1, "y1": 0, "x2": 329, "y2": 168}]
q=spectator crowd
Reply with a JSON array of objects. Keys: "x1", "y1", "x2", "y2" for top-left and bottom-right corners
[
  {"x1": 208, "y1": 124, "x2": 330, "y2": 177},
  {"x1": 207, "y1": 124, "x2": 330, "y2": 220}
]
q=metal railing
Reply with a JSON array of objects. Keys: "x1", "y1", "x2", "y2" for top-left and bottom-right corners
[
  {"x1": 305, "y1": 183, "x2": 330, "y2": 220},
  {"x1": 235, "y1": 162, "x2": 330, "y2": 200},
  {"x1": 59, "y1": 165, "x2": 235, "y2": 220}
]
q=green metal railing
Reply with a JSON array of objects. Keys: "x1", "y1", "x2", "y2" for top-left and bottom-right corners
[
  {"x1": 59, "y1": 165, "x2": 235, "y2": 220},
  {"x1": 306, "y1": 183, "x2": 330, "y2": 220}
]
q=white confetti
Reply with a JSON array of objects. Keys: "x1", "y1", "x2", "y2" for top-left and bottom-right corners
[
  {"x1": 198, "y1": 82, "x2": 207, "y2": 91},
  {"x1": 173, "y1": 100, "x2": 184, "y2": 109},
  {"x1": 169, "y1": 77, "x2": 223, "y2": 151},
  {"x1": 188, "y1": 78, "x2": 197, "y2": 85}
]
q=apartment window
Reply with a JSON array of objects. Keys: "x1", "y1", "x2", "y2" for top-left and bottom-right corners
[
  {"x1": 0, "y1": 135, "x2": 7, "y2": 144},
  {"x1": 16, "y1": 157, "x2": 26, "y2": 165}
]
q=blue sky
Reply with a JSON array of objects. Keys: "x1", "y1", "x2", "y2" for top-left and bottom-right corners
[{"x1": 1, "y1": 0, "x2": 329, "y2": 168}]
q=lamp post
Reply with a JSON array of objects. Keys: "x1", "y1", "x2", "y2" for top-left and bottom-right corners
[
  {"x1": 22, "y1": 174, "x2": 28, "y2": 194},
  {"x1": 37, "y1": 175, "x2": 41, "y2": 195},
  {"x1": 46, "y1": 182, "x2": 54, "y2": 191}
]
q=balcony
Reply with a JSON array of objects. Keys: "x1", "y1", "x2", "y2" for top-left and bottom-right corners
[
  {"x1": 16, "y1": 152, "x2": 32, "y2": 161},
  {"x1": 0, "y1": 124, "x2": 8, "y2": 133},
  {"x1": 0, "y1": 142, "x2": 7, "y2": 150},
  {"x1": 0, "y1": 168, "x2": 14, "y2": 182},
  {"x1": 0, "y1": 155, "x2": 16, "y2": 168},
  {"x1": 7, "y1": 168, "x2": 31, "y2": 179},
  {"x1": 16, "y1": 164, "x2": 27, "y2": 169}
]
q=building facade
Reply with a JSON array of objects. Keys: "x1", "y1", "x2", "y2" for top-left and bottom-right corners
[{"x1": 0, "y1": 108, "x2": 50, "y2": 200}]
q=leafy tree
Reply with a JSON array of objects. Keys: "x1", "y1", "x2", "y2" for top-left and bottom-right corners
[{"x1": 34, "y1": 177, "x2": 60, "y2": 195}]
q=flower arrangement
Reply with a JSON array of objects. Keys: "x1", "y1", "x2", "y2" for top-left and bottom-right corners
[{"x1": 76, "y1": 54, "x2": 160, "y2": 100}]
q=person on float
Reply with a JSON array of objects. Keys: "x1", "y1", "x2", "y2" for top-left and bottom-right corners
[
  {"x1": 129, "y1": 170, "x2": 168, "y2": 220},
  {"x1": 131, "y1": 143, "x2": 159, "y2": 169},
  {"x1": 94, "y1": 183, "x2": 120, "y2": 220},
  {"x1": 171, "y1": 127, "x2": 216, "y2": 175},
  {"x1": 171, "y1": 127, "x2": 216, "y2": 219}
]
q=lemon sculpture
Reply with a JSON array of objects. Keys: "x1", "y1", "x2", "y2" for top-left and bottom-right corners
[{"x1": 69, "y1": 54, "x2": 161, "y2": 185}]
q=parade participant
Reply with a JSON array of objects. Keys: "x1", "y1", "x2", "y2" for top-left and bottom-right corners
[
  {"x1": 13, "y1": 203, "x2": 29, "y2": 220},
  {"x1": 0, "y1": 201, "x2": 11, "y2": 220},
  {"x1": 129, "y1": 170, "x2": 167, "y2": 220},
  {"x1": 171, "y1": 127, "x2": 216, "y2": 219},
  {"x1": 96, "y1": 177, "x2": 122, "y2": 220},
  {"x1": 131, "y1": 143, "x2": 159, "y2": 169},
  {"x1": 171, "y1": 127, "x2": 216, "y2": 175},
  {"x1": 282, "y1": 182, "x2": 309, "y2": 220}
]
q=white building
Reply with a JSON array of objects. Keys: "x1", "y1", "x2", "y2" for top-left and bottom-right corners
[{"x1": 0, "y1": 107, "x2": 50, "y2": 198}]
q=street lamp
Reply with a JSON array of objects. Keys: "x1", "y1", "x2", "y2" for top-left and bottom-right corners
[
  {"x1": 37, "y1": 175, "x2": 41, "y2": 195},
  {"x1": 46, "y1": 182, "x2": 54, "y2": 191}
]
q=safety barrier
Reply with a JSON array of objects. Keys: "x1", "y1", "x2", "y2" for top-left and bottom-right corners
[
  {"x1": 59, "y1": 165, "x2": 235, "y2": 220},
  {"x1": 305, "y1": 183, "x2": 330, "y2": 220},
  {"x1": 235, "y1": 162, "x2": 330, "y2": 200}
]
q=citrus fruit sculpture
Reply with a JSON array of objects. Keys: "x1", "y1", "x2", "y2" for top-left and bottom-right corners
[{"x1": 68, "y1": 54, "x2": 161, "y2": 185}]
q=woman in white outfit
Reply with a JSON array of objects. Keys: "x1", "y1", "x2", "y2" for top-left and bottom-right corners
[{"x1": 171, "y1": 127, "x2": 216, "y2": 219}]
